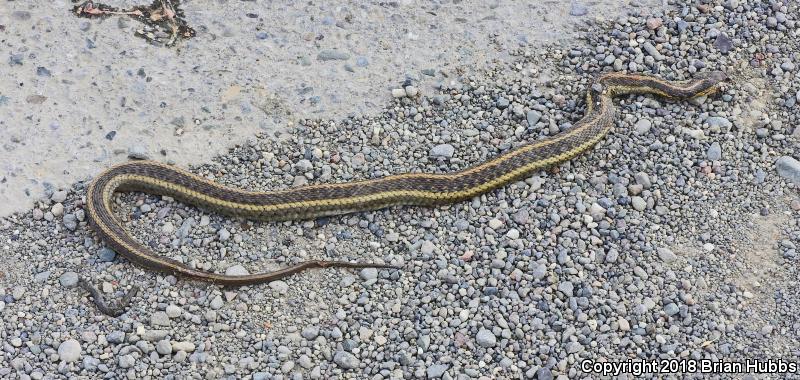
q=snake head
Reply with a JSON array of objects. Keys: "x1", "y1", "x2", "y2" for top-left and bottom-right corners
[
  {"x1": 696, "y1": 70, "x2": 728, "y2": 83},
  {"x1": 692, "y1": 71, "x2": 729, "y2": 97}
]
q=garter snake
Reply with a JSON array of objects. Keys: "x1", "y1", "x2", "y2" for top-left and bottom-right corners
[{"x1": 86, "y1": 71, "x2": 727, "y2": 286}]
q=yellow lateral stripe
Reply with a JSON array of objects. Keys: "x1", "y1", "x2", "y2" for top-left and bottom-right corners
[
  {"x1": 109, "y1": 131, "x2": 608, "y2": 215},
  {"x1": 130, "y1": 120, "x2": 595, "y2": 197}
]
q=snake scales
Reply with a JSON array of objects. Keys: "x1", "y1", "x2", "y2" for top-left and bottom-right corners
[{"x1": 86, "y1": 71, "x2": 727, "y2": 286}]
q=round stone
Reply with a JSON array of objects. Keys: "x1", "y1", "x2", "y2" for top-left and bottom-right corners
[
  {"x1": 156, "y1": 340, "x2": 172, "y2": 355},
  {"x1": 430, "y1": 144, "x2": 455, "y2": 158},
  {"x1": 118, "y1": 354, "x2": 135, "y2": 368},
  {"x1": 333, "y1": 351, "x2": 360, "y2": 369},
  {"x1": 98, "y1": 248, "x2": 116, "y2": 262},
  {"x1": 58, "y1": 339, "x2": 81, "y2": 363},
  {"x1": 476, "y1": 328, "x2": 497, "y2": 348},
  {"x1": 225, "y1": 265, "x2": 249, "y2": 276},
  {"x1": 59, "y1": 272, "x2": 79, "y2": 288}
]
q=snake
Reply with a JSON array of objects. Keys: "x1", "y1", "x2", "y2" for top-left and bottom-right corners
[{"x1": 86, "y1": 71, "x2": 727, "y2": 286}]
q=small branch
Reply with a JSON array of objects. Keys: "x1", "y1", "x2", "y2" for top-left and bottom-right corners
[{"x1": 79, "y1": 277, "x2": 140, "y2": 317}]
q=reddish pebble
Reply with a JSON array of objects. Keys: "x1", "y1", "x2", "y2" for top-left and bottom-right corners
[
  {"x1": 646, "y1": 18, "x2": 663, "y2": 30},
  {"x1": 460, "y1": 250, "x2": 474, "y2": 261}
]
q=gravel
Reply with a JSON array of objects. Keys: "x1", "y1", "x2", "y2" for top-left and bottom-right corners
[{"x1": 1, "y1": 0, "x2": 799, "y2": 378}]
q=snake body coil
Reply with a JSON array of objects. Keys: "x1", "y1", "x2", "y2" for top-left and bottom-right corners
[{"x1": 86, "y1": 71, "x2": 727, "y2": 286}]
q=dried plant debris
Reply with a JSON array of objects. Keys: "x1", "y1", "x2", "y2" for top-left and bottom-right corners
[{"x1": 72, "y1": 0, "x2": 195, "y2": 47}]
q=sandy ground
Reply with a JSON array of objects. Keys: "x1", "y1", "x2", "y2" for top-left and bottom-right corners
[{"x1": 0, "y1": 0, "x2": 663, "y2": 217}]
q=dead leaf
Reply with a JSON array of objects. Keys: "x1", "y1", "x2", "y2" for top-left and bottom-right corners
[
  {"x1": 162, "y1": 2, "x2": 176, "y2": 19},
  {"x1": 82, "y1": 5, "x2": 104, "y2": 16}
]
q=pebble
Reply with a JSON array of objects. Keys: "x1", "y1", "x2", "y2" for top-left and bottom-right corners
[
  {"x1": 430, "y1": 144, "x2": 455, "y2": 158},
  {"x1": 589, "y1": 203, "x2": 606, "y2": 221},
  {"x1": 558, "y1": 281, "x2": 574, "y2": 296},
  {"x1": 209, "y1": 295, "x2": 224, "y2": 310},
  {"x1": 634, "y1": 119, "x2": 652, "y2": 135},
  {"x1": 51, "y1": 203, "x2": 64, "y2": 217},
  {"x1": 107, "y1": 331, "x2": 125, "y2": 344},
  {"x1": 156, "y1": 340, "x2": 172, "y2": 355},
  {"x1": 12, "y1": 11, "x2": 31, "y2": 20},
  {"x1": 162, "y1": 222, "x2": 175, "y2": 234},
  {"x1": 646, "y1": 18, "x2": 663, "y2": 30},
  {"x1": 301, "y1": 326, "x2": 320, "y2": 340},
  {"x1": 657, "y1": 247, "x2": 678, "y2": 262},
  {"x1": 141, "y1": 330, "x2": 168, "y2": 342},
  {"x1": 317, "y1": 50, "x2": 350, "y2": 61},
  {"x1": 527, "y1": 110, "x2": 542, "y2": 126},
  {"x1": 165, "y1": 304, "x2": 182, "y2": 318},
  {"x1": 298, "y1": 355, "x2": 314, "y2": 369},
  {"x1": 98, "y1": 247, "x2": 116, "y2": 262},
  {"x1": 776, "y1": 156, "x2": 800, "y2": 185},
  {"x1": 569, "y1": 1, "x2": 588, "y2": 16},
  {"x1": 714, "y1": 34, "x2": 733, "y2": 53},
  {"x1": 475, "y1": 328, "x2": 497, "y2": 348},
  {"x1": 171, "y1": 341, "x2": 195, "y2": 352},
  {"x1": 707, "y1": 142, "x2": 722, "y2": 160},
  {"x1": 57, "y1": 339, "x2": 81, "y2": 363},
  {"x1": 34, "y1": 271, "x2": 51, "y2": 283},
  {"x1": 151, "y1": 311, "x2": 171, "y2": 326},
  {"x1": 705, "y1": 116, "x2": 732, "y2": 130},
  {"x1": 631, "y1": 196, "x2": 646, "y2": 211},
  {"x1": 63, "y1": 214, "x2": 77, "y2": 231},
  {"x1": 664, "y1": 303, "x2": 680, "y2": 316},
  {"x1": 536, "y1": 368, "x2": 554, "y2": 380},
  {"x1": 488, "y1": 218, "x2": 504, "y2": 229},
  {"x1": 531, "y1": 262, "x2": 547, "y2": 280},
  {"x1": 118, "y1": 354, "x2": 135, "y2": 369},
  {"x1": 333, "y1": 351, "x2": 360, "y2": 369},
  {"x1": 391, "y1": 88, "x2": 407, "y2": 98},
  {"x1": 51, "y1": 190, "x2": 67, "y2": 203},
  {"x1": 127, "y1": 145, "x2": 150, "y2": 160},
  {"x1": 83, "y1": 356, "x2": 99, "y2": 371},
  {"x1": 359, "y1": 268, "x2": 378, "y2": 282},
  {"x1": 269, "y1": 280, "x2": 289, "y2": 293},
  {"x1": 426, "y1": 364, "x2": 448, "y2": 378},
  {"x1": 642, "y1": 42, "x2": 663, "y2": 60},
  {"x1": 225, "y1": 264, "x2": 249, "y2": 276},
  {"x1": 59, "y1": 272, "x2": 79, "y2": 288},
  {"x1": 618, "y1": 318, "x2": 631, "y2": 331}
]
